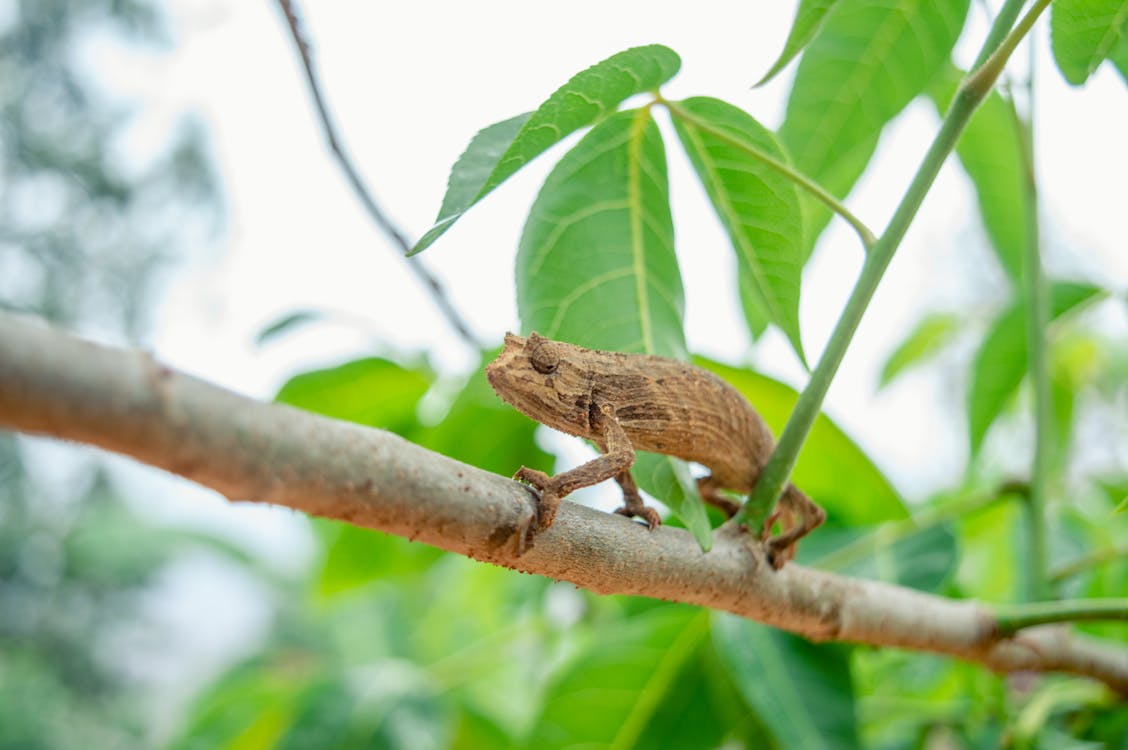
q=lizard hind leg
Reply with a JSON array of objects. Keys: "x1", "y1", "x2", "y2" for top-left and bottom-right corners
[
  {"x1": 763, "y1": 484, "x2": 826, "y2": 570},
  {"x1": 697, "y1": 475, "x2": 742, "y2": 518}
]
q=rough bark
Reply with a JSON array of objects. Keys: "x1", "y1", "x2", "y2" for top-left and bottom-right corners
[{"x1": 1, "y1": 311, "x2": 1125, "y2": 694}]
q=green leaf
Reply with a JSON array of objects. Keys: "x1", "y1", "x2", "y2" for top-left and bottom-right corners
[
  {"x1": 275, "y1": 357, "x2": 432, "y2": 434},
  {"x1": 670, "y1": 96, "x2": 806, "y2": 363},
  {"x1": 697, "y1": 358, "x2": 906, "y2": 524},
  {"x1": 516, "y1": 107, "x2": 709, "y2": 545},
  {"x1": 755, "y1": 0, "x2": 841, "y2": 87},
  {"x1": 517, "y1": 107, "x2": 685, "y2": 357},
  {"x1": 419, "y1": 350, "x2": 552, "y2": 478},
  {"x1": 632, "y1": 452, "x2": 712, "y2": 551},
  {"x1": 929, "y1": 64, "x2": 1029, "y2": 282},
  {"x1": 1111, "y1": 31, "x2": 1128, "y2": 82},
  {"x1": 779, "y1": 0, "x2": 971, "y2": 253},
  {"x1": 878, "y1": 312, "x2": 961, "y2": 387},
  {"x1": 412, "y1": 45, "x2": 681, "y2": 254},
  {"x1": 967, "y1": 283, "x2": 1104, "y2": 455},
  {"x1": 712, "y1": 614, "x2": 860, "y2": 750},
  {"x1": 529, "y1": 607, "x2": 707, "y2": 748},
  {"x1": 739, "y1": 271, "x2": 772, "y2": 341},
  {"x1": 316, "y1": 523, "x2": 443, "y2": 597},
  {"x1": 1050, "y1": 0, "x2": 1128, "y2": 86},
  {"x1": 255, "y1": 310, "x2": 324, "y2": 347},
  {"x1": 807, "y1": 522, "x2": 958, "y2": 592}
]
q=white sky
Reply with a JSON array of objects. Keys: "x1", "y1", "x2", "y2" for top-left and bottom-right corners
[{"x1": 25, "y1": 0, "x2": 1128, "y2": 730}]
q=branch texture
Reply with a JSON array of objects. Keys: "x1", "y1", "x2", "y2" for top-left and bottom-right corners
[{"x1": 1, "y1": 312, "x2": 1126, "y2": 694}]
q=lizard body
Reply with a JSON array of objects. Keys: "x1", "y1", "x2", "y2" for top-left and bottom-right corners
[{"x1": 486, "y1": 332, "x2": 825, "y2": 566}]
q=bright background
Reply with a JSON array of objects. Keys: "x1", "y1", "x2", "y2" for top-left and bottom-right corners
[{"x1": 13, "y1": 0, "x2": 1128, "y2": 734}]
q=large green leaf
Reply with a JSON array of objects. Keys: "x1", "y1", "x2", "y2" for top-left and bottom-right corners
[
  {"x1": 878, "y1": 312, "x2": 962, "y2": 388},
  {"x1": 275, "y1": 357, "x2": 432, "y2": 435},
  {"x1": 712, "y1": 614, "x2": 860, "y2": 750},
  {"x1": 528, "y1": 607, "x2": 707, "y2": 748},
  {"x1": 670, "y1": 96, "x2": 806, "y2": 363},
  {"x1": 412, "y1": 45, "x2": 681, "y2": 254},
  {"x1": 1050, "y1": 0, "x2": 1128, "y2": 86},
  {"x1": 517, "y1": 108, "x2": 684, "y2": 357},
  {"x1": 697, "y1": 358, "x2": 906, "y2": 524},
  {"x1": 968, "y1": 283, "x2": 1104, "y2": 455},
  {"x1": 755, "y1": 0, "x2": 841, "y2": 87},
  {"x1": 515, "y1": 107, "x2": 709, "y2": 546},
  {"x1": 779, "y1": 0, "x2": 971, "y2": 253},
  {"x1": 806, "y1": 522, "x2": 958, "y2": 592},
  {"x1": 929, "y1": 64, "x2": 1029, "y2": 282}
]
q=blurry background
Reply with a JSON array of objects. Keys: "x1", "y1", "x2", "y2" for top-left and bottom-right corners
[{"x1": 2, "y1": 0, "x2": 1127, "y2": 747}]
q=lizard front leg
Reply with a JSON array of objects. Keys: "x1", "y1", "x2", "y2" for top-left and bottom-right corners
[{"x1": 514, "y1": 403, "x2": 638, "y2": 530}]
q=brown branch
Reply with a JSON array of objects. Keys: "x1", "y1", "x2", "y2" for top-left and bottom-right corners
[
  {"x1": 273, "y1": 0, "x2": 482, "y2": 348},
  {"x1": 1, "y1": 311, "x2": 1127, "y2": 695}
]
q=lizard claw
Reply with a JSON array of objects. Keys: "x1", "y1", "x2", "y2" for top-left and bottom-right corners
[
  {"x1": 513, "y1": 467, "x2": 561, "y2": 531},
  {"x1": 614, "y1": 504, "x2": 662, "y2": 530}
]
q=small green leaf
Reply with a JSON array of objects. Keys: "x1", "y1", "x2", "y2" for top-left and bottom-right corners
[
  {"x1": 275, "y1": 357, "x2": 432, "y2": 434},
  {"x1": 929, "y1": 64, "x2": 1029, "y2": 282},
  {"x1": 968, "y1": 283, "x2": 1104, "y2": 455},
  {"x1": 712, "y1": 614, "x2": 860, "y2": 750},
  {"x1": 697, "y1": 358, "x2": 906, "y2": 524},
  {"x1": 780, "y1": 0, "x2": 971, "y2": 253},
  {"x1": 1050, "y1": 0, "x2": 1128, "y2": 86},
  {"x1": 755, "y1": 0, "x2": 841, "y2": 87},
  {"x1": 878, "y1": 312, "x2": 961, "y2": 387},
  {"x1": 670, "y1": 97, "x2": 806, "y2": 364},
  {"x1": 632, "y1": 452, "x2": 712, "y2": 551},
  {"x1": 254, "y1": 310, "x2": 324, "y2": 347},
  {"x1": 413, "y1": 45, "x2": 681, "y2": 254}
]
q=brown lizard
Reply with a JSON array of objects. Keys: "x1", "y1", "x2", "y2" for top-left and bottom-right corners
[{"x1": 486, "y1": 332, "x2": 826, "y2": 568}]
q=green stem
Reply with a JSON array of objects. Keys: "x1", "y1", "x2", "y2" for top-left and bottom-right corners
[
  {"x1": 1019, "y1": 37, "x2": 1050, "y2": 603},
  {"x1": 1051, "y1": 545, "x2": 1128, "y2": 584},
  {"x1": 733, "y1": 0, "x2": 1053, "y2": 529},
  {"x1": 994, "y1": 599, "x2": 1128, "y2": 637},
  {"x1": 660, "y1": 98, "x2": 877, "y2": 250}
]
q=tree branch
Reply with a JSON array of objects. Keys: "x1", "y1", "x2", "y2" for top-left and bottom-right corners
[
  {"x1": 1, "y1": 311, "x2": 1127, "y2": 695},
  {"x1": 273, "y1": 0, "x2": 483, "y2": 349}
]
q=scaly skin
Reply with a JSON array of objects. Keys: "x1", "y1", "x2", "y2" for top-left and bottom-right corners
[{"x1": 486, "y1": 332, "x2": 825, "y2": 568}]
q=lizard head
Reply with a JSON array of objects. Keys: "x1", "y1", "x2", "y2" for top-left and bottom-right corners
[{"x1": 486, "y1": 332, "x2": 592, "y2": 437}]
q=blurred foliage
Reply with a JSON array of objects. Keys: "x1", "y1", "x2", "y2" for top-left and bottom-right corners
[
  {"x1": 4, "y1": 1, "x2": 1128, "y2": 748},
  {"x1": 0, "y1": 0, "x2": 221, "y2": 747},
  {"x1": 0, "y1": 0, "x2": 219, "y2": 338}
]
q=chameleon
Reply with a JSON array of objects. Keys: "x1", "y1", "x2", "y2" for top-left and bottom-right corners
[{"x1": 486, "y1": 332, "x2": 826, "y2": 567}]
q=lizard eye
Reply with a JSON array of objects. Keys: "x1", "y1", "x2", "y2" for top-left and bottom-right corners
[{"x1": 529, "y1": 340, "x2": 559, "y2": 374}]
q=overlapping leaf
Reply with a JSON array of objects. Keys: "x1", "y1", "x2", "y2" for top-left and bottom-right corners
[
  {"x1": 515, "y1": 107, "x2": 711, "y2": 548},
  {"x1": 968, "y1": 283, "x2": 1104, "y2": 455},
  {"x1": 929, "y1": 64, "x2": 1030, "y2": 282},
  {"x1": 528, "y1": 607, "x2": 710, "y2": 748},
  {"x1": 412, "y1": 45, "x2": 681, "y2": 254},
  {"x1": 779, "y1": 0, "x2": 971, "y2": 253},
  {"x1": 671, "y1": 96, "x2": 806, "y2": 363},
  {"x1": 755, "y1": 0, "x2": 841, "y2": 87},
  {"x1": 879, "y1": 312, "x2": 962, "y2": 388},
  {"x1": 698, "y1": 358, "x2": 906, "y2": 524},
  {"x1": 712, "y1": 614, "x2": 860, "y2": 750},
  {"x1": 1050, "y1": 0, "x2": 1128, "y2": 86}
]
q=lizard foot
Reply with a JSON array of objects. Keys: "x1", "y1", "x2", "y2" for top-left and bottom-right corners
[
  {"x1": 514, "y1": 466, "x2": 562, "y2": 530},
  {"x1": 613, "y1": 503, "x2": 662, "y2": 530},
  {"x1": 760, "y1": 486, "x2": 827, "y2": 570}
]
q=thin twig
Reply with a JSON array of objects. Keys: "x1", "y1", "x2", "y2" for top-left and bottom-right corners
[{"x1": 274, "y1": 0, "x2": 482, "y2": 348}]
